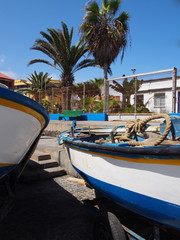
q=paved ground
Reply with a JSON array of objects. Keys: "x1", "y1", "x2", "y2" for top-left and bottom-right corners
[{"x1": 0, "y1": 175, "x2": 96, "y2": 240}]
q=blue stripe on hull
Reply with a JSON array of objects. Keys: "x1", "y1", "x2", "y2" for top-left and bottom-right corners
[
  {"x1": 73, "y1": 166, "x2": 180, "y2": 231},
  {"x1": 0, "y1": 165, "x2": 16, "y2": 179}
]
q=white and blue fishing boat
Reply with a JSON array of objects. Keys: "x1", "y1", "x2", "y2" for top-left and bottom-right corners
[
  {"x1": 0, "y1": 86, "x2": 49, "y2": 182},
  {"x1": 59, "y1": 114, "x2": 180, "y2": 234}
]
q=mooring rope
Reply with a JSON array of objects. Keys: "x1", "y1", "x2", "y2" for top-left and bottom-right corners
[
  {"x1": 95, "y1": 114, "x2": 172, "y2": 146},
  {"x1": 113, "y1": 114, "x2": 172, "y2": 146}
]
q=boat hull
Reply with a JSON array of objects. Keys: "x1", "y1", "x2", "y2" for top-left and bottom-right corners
[
  {"x1": 0, "y1": 87, "x2": 49, "y2": 179},
  {"x1": 64, "y1": 140, "x2": 180, "y2": 231}
]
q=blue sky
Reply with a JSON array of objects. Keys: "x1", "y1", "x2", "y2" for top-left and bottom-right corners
[{"x1": 0, "y1": 0, "x2": 180, "y2": 82}]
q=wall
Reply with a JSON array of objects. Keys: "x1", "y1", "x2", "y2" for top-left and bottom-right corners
[
  {"x1": 108, "y1": 113, "x2": 152, "y2": 121},
  {"x1": 140, "y1": 91, "x2": 172, "y2": 113},
  {"x1": 131, "y1": 77, "x2": 180, "y2": 113},
  {"x1": 50, "y1": 113, "x2": 108, "y2": 121},
  {"x1": 45, "y1": 113, "x2": 156, "y2": 136}
]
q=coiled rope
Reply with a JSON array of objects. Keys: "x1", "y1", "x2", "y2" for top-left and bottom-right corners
[{"x1": 113, "y1": 113, "x2": 172, "y2": 146}]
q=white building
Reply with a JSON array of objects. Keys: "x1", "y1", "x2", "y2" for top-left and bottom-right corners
[
  {"x1": 134, "y1": 76, "x2": 180, "y2": 113},
  {"x1": 110, "y1": 68, "x2": 180, "y2": 114}
]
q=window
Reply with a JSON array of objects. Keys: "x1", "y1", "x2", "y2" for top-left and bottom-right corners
[
  {"x1": 154, "y1": 93, "x2": 165, "y2": 108},
  {"x1": 137, "y1": 95, "x2": 144, "y2": 106}
]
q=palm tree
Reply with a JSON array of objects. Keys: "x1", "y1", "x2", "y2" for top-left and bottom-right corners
[
  {"x1": 110, "y1": 77, "x2": 143, "y2": 109},
  {"x1": 80, "y1": 97, "x2": 95, "y2": 113},
  {"x1": 90, "y1": 77, "x2": 104, "y2": 99},
  {"x1": 17, "y1": 71, "x2": 52, "y2": 102},
  {"x1": 93, "y1": 95, "x2": 121, "y2": 113},
  {"x1": 29, "y1": 22, "x2": 97, "y2": 109},
  {"x1": 72, "y1": 80, "x2": 101, "y2": 99},
  {"x1": 79, "y1": 0, "x2": 130, "y2": 113},
  {"x1": 29, "y1": 22, "x2": 97, "y2": 86}
]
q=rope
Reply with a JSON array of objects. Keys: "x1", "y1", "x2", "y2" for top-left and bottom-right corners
[
  {"x1": 95, "y1": 138, "x2": 107, "y2": 144},
  {"x1": 112, "y1": 114, "x2": 172, "y2": 146}
]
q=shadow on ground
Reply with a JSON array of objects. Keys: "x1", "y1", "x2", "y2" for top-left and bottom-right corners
[{"x1": 0, "y1": 176, "x2": 95, "y2": 240}]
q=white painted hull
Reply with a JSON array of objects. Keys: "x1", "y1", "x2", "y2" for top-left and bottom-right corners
[
  {"x1": 0, "y1": 105, "x2": 41, "y2": 165},
  {"x1": 0, "y1": 87, "x2": 49, "y2": 179},
  {"x1": 64, "y1": 141, "x2": 180, "y2": 231},
  {"x1": 69, "y1": 147, "x2": 180, "y2": 206}
]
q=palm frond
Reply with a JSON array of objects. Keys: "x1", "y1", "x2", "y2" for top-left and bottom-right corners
[
  {"x1": 73, "y1": 59, "x2": 97, "y2": 73},
  {"x1": 29, "y1": 22, "x2": 97, "y2": 87},
  {"x1": 28, "y1": 59, "x2": 60, "y2": 71},
  {"x1": 80, "y1": 0, "x2": 130, "y2": 68}
]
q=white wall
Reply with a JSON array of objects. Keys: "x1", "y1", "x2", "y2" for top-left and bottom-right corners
[{"x1": 130, "y1": 77, "x2": 180, "y2": 113}]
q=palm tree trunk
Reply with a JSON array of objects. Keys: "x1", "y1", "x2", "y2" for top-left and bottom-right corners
[
  {"x1": 66, "y1": 87, "x2": 69, "y2": 110},
  {"x1": 104, "y1": 64, "x2": 109, "y2": 113},
  {"x1": 61, "y1": 88, "x2": 66, "y2": 112},
  {"x1": 65, "y1": 86, "x2": 72, "y2": 110}
]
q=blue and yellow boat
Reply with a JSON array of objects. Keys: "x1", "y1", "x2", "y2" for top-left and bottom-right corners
[
  {"x1": 0, "y1": 86, "x2": 49, "y2": 181},
  {"x1": 59, "y1": 114, "x2": 180, "y2": 234}
]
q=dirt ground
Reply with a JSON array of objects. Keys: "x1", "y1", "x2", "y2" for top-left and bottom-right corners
[{"x1": 0, "y1": 175, "x2": 96, "y2": 240}]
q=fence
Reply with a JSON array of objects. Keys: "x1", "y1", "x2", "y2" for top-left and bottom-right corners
[
  {"x1": 108, "y1": 67, "x2": 180, "y2": 114},
  {"x1": 40, "y1": 67, "x2": 180, "y2": 114}
]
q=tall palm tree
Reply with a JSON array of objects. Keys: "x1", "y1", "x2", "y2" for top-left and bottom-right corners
[
  {"x1": 79, "y1": 0, "x2": 130, "y2": 113},
  {"x1": 28, "y1": 22, "x2": 96, "y2": 88}
]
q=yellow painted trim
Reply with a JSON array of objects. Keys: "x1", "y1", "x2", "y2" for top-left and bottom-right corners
[
  {"x1": 0, "y1": 98, "x2": 45, "y2": 129},
  {"x1": 68, "y1": 145, "x2": 180, "y2": 166},
  {"x1": 0, "y1": 163, "x2": 14, "y2": 167}
]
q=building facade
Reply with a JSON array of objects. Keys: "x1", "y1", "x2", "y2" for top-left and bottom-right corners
[
  {"x1": 132, "y1": 75, "x2": 180, "y2": 113},
  {"x1": 0, "y1": 73, "x2": 14, "y2": 90},
  {"x1": 14, "y1": 79, "x2": 62, "y2": 104}
]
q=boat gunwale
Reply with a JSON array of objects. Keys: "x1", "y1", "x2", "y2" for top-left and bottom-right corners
[
  {"x1": 0, "y1": 86, "x2": 49, "y2": 128},
  {"x1": 64, "y1": 138, "x2": 180, "y2": 157}
]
